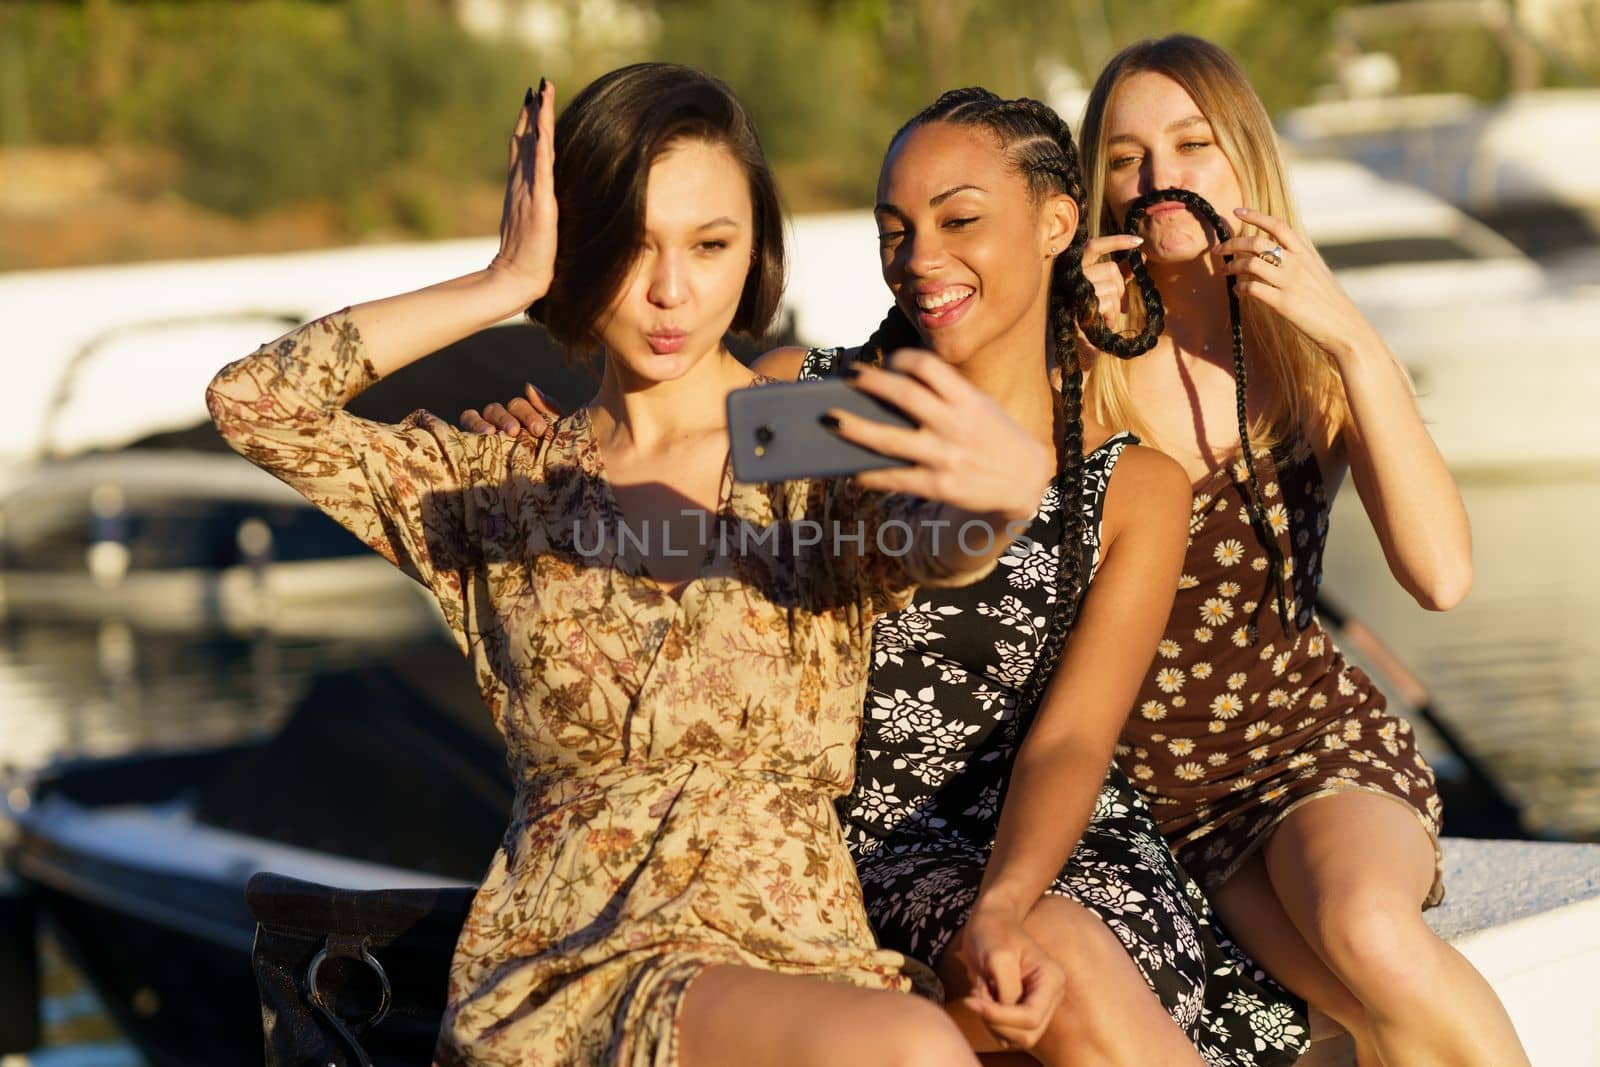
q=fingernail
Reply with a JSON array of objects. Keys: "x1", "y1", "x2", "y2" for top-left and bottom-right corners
[
  {"x1": 818, "y1": 413, "x2": 841, "y2": 430},
  {"x1": 1234, "y1": 207, "x2": 1248, "y2": 215},
  {"x1": 1130, "y1": 236, "x2": 1144, "y2": 245},
  {"x1": 841, "y1": 363, "x2": 861, "y2": 380},
  {"x1": 524, "y1": 86, "x2": 534, "y2": 108},
  {"x1": 537, "y1": 76, "x2": 547, "y2": 99}
]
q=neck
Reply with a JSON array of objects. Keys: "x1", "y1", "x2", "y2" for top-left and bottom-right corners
[
  {"x1": 964, "y1": 336, "x2": 1058, "y2": 448},
  {"x1": 589, "y1": 343, "x2": 749, "y2": 451},
  {"x1": 1145, "y1": 254, "x2": 1234, "y2": 366}
]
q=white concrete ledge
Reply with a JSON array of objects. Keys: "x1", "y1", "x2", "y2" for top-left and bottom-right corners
[{"x1": 1296, "y1": 837, "x2": 1600, "y2": 1066}]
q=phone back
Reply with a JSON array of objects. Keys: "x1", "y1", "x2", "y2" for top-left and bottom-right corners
[{"x1": 727, "y1": 378, "x2": 915, "y2": 483}]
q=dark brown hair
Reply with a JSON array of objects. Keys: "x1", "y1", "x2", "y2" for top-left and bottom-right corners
[{"x1": 527, "y1": 63, "x2": 786, "y2": 355}]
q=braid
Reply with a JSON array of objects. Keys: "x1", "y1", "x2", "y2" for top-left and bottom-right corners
[
  {"x1": 861, "y1": 304, "x2": 917, "y2": 368},
  {"x1": 1122, "y1": 186, "x2": 1293, "y2": 632}
]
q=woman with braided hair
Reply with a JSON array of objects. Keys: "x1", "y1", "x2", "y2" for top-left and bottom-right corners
[
  {"x1": 1075, "y1": 34, "x2": 1528, "y2": 1066},
  {"x1": 462, "y1": 86, "x2": 1309, "y2": 1066}
]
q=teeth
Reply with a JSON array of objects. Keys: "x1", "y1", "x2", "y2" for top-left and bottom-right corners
[{"x1": 916, "y1": 287, "x2": 973, "y2": 311}]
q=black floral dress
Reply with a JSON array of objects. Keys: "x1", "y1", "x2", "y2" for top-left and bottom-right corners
[{"x1": 802, "y1": 348, "x2": 1310, "y2": 1065}]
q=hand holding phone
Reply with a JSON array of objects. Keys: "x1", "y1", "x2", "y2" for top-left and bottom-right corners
[{"x1": 727, "y1": 376, "x2": 915, "y2": 483}]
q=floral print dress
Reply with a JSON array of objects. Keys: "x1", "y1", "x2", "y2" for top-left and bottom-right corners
[
  {"x1": 207, "y1": 314, "x2": 998, "y2": 1067},
  {"x1": 1117, "y1": 437, "x2": 1444, "y2": 904},
  {"x1": 801, "y1": 347, "x2": 1310, "y2": 1067}
]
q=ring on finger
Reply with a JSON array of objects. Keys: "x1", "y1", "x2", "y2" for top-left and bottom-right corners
[{"x1": 1259, "y1": 244, "x2": 1285, "y2": 268}]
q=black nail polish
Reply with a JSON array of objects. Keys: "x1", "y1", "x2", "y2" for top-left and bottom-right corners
[
  {"x1": 537, "y1": 76, "x2": 547, "y2": 101},
  {"x1": 818, "y1": 414, "x2": 841, "y2": 430},
  {"x1": 840, "y1": 363, "x2": 861, "y2": 380},
  {"x1": 524, "y1": 86, "x2": 534, "y2": 108}
]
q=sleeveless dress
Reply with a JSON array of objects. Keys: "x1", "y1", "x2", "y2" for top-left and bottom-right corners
[
  {"x1": 208, "y1": 315, "x2": 998, "y2": 1067},
  {"x1": 1117, "y1": 436, "x2": 1444, "y2": 905},
  {"x1": 801, "y1": 348, "x2": 1311, "y2": 1067}
]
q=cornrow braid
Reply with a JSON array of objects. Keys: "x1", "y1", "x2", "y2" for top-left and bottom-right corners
[
  {"x1": 1121, "y1": 186, "x2": 1293, "y2": 633},
  {"x1": 859, "y1": 87, "x2": 1169, "y2": 727}
]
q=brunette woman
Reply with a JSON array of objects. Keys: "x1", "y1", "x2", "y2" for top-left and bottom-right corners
[{"x1": 208, "y1": 64, "x2": 1056, "y2": 1067}]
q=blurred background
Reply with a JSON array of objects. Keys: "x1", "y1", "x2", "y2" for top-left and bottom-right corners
[{"x1": 0, "y1": 1, "x2": 1597, "y2": 1064}]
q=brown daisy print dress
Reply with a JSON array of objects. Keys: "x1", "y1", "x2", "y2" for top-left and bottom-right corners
[
  {"x1": 207, "y1": 313, "x2": 996, "y2": 1067},
  {"x1": 1116, "y1": 435, "x2": 1445, "y2": 906}
]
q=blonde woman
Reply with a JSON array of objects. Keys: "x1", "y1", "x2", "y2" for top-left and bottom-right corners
[{"x1": 1074, "y1": 34, "x2": 1528, "y2": 1067}]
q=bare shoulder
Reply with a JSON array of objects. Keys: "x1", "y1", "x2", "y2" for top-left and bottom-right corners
[
  {"x1": 1104, "y1": 443, "x2": 1192, "y2": 536},
  {"x1": 750, "y1": 345, "x2": 809, "y2": 381}
]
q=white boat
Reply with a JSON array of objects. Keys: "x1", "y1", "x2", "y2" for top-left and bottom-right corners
[
  {"x1": 0, "y1": 449, "x2": 442, "y2": 640},
  {"x1": 1278, "y1": 0, "x2": 1600, "y2": 258}
]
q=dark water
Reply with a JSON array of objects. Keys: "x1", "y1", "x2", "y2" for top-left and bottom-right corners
[
  {"x1": 1322, "y1": 472, "x2": 1600, "y2": 842},
  {"x1": 0, "y1": 620, "x2": 443, "y2": 1067},
  {"x1": 2, "y1": 478, "x2": 1596, "y2": 1063}
]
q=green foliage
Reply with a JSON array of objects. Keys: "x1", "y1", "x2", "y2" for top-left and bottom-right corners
[
  {"x1": 2, "y1": 0, "x2": 1593, "y2": 238},
  {"x1": 3, "y1": 0, "x2": 538, "y2": 228}
]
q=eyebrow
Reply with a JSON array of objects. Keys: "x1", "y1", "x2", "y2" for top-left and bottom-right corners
[
  {"x1": 1106, "y1": 115, "x2": 1211, "y2": 146},
  {"x1": 873, "y1": 183, "x2": 986, "y2": 216},
  {"x1": 698, "y1": 217, "x2": 740, "y2": 230}
]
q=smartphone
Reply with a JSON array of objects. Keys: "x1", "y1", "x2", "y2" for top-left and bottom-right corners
[{"x1": 726, "y1": 378, "x2": 916, "y2": 483}]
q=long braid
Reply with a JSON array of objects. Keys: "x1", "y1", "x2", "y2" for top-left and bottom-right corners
[
  {"x1": 857, "y1": 88, "x2": 1168, "y2": 719},
  {"x1": 1122, "y1": 186, "x2": 1293, "y2": 632}
]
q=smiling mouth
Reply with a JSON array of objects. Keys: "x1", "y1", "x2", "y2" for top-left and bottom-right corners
[{"x1": 913, "y1": 285, "x2": 975, "y2": 326}]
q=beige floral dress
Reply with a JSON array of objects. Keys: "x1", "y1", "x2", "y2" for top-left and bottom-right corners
[
  {"x1": 1116, "y1": 436, "x2": 1445, "y2": 906},
  {"x1": 207, "y1": 313, "x2": 993, "y2": 1066}
]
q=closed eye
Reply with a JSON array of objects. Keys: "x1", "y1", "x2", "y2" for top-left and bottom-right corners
[
  {"x1": 696, "y1": 240, "x2": 730, "y2": 253},
  {"x1": 945, "y1": 216, "x2": 979, "y2": 229}
]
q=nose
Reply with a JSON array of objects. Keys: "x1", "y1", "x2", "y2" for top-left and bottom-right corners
[
  {"x1": 1146, "y1": 148, "x2": 1183, "y2": 194},
  {"x1": 647, "y1": 249, "x2": 688, "y2": 308},
  {"x1": 900, "y1": 225, "x2": 947, "y2": 279}
]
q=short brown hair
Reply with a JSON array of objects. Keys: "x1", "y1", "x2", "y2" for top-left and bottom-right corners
[{"x1": 528, "y1": 63, "x2": 786, "y2": 355}]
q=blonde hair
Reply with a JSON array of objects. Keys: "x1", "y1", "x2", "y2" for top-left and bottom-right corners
[{"x1": 1077, "y1": 35, "x2": 1347, "y2": 453}]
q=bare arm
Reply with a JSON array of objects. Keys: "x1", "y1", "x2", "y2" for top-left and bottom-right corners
[
  {"x1": 1219, "y1": 206, "x2": 1472, "y2": 611},
  {"x1": 1336, "y1": 340, "x2": 1472, "y2": 610},
  {"x1": 969, "y1": 445, "x2": 1190, "y2": 918}
]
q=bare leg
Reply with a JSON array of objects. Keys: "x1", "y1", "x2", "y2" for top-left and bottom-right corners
[
  {"x1": 679, "y1": 963, "x2": 979, "y2": 1067},
  {"x1": 1212, "y1": 855, "x2": 1383, "y2": 1067},
  {"x1": 1262, "y1": 791, "x2": 1530, "y2": 1067},
  {"x1": 939, "y1": 896, "x2": 1205, "y2": 1067}
]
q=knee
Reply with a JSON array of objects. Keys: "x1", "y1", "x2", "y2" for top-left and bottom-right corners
[
  {"x1": 876, "y1": 996, "x2": 976, "y2": 1067},
  {"x1": 1023, "y1": 896, "x2": 1144, "y2": 1019},
  {"x1": 1313, "y1": 896, "x2": 1436, "y2": 997}
]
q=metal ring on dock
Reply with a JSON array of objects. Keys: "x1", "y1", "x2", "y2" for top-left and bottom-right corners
[{"x1": 307, "y1": 945, "x2": 393, "y2": 1031}]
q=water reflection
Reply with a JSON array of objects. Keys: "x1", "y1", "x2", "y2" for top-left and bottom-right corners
[
  {"x1": 0, "y1": 616, "x2": 432, "y2": 776},
  {"x1": 1323, "y1": 472, "x2": 1600, "y2": 841}
]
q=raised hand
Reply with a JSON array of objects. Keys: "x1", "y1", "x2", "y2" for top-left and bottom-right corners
[
  {"x1": 1081, "y1": 233, "x2": 1143, "y2": 327},
  {"x1": 460, "y1": 382, "x2": 564, "y2": 437},
  {"x1": 824, "y1": 349, "x2": 1053, "y2": 525},
  {"x1": 488, "y1": 80, "x2": 560, "y2": 305},
  {"x1": 1214, "y1": 206, "x2": 1380, "y2": 364}
]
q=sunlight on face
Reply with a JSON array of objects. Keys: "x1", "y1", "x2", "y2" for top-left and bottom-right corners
[
  {"x1": 875, "y1": 121, "x2": 1060, "y2": 367},
  {"x1": 595, "y1": 138, "x2": 753, "y2": 383},
  {"x1": 1102, "y1": 72, "x2": 1244, "y2": 262}
]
